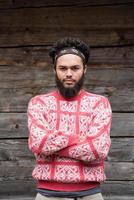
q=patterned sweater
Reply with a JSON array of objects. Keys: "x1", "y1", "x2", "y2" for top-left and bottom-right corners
[{"x1": 27, "y1": 89, "x2": 112, "y2": 191}]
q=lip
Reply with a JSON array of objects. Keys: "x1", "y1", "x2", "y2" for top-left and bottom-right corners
[
  {"x1": 64, "y1": 80, "x2": 75, "y2": 84},
  {"x1": 64, "y1": 79, "x2": 74, "y2": 82}
]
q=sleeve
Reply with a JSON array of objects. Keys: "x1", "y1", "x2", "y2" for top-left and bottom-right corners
[
  {"x1": 27, "y1": 96, "x2": 78, "y2": 156},
  {"x1": 58, "y1": 97, "x2": 112, "y2": 162}
]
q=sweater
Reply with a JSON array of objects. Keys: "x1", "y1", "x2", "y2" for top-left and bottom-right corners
[{"x1": 27, "y1": 89, "x2": 112, "y2": 191}]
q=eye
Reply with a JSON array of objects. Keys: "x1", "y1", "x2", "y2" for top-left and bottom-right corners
[
  {"x1": 59, "y1": 66, "x2": 67, "y2": 71},
  {"x1": 71, "y1": 66, "x2": 80, "y2": 71}
]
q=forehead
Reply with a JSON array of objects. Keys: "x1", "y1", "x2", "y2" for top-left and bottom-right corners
[{"x1": 56, "y1": 54, "x2": 83, "y2": 66}]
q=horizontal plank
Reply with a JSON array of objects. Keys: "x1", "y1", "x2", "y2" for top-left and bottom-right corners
[
  {"x1": 0, "y1": 113, "x2": 134, "y2": 138},
  {"x1": 0, "y1": 180, "x2": 134, "y2": 196},
  {"x1": 0, "y1": 138, "x2": 133, "y2": 162},
  {"x1": 0, "y1": 196, "x2": 34, "y2": 200},
  {"x1": 105, "y1": 162, "x2": 134, "y2": 180},
  {"x1": 0, "y1": 0, "x2": 134, "y2": 9},
  {"x1": 0, "y1": 86, "x2": 134, "y2": 112},
  {"x1": 0, "y1": 6, "x2": 134, "y2": 47},
  {"x1": 1, "y1": 196, "x2": 134, "y2": 200},
  {"x1": 1, "y1": 67, "x2": 134, "y2": 88},
  {"x1": 111, "y1": 113, "x2": 134, "y2": 137},
  {"x1": 1, "y1": 5, "x2": 133, "y2": 28},
  {"x1": 0, "y1": 139, "x2": 33, "y2": 161},
  {"x1": 0, "y1": 160, "x2": 133, "y2": 181},
  {"x1": 1, "y1": 197, "x2": 134, "y2": 200},
  {"x1": 0, "y1": 29, "x2": 134, "y2": 47},
  {"x1": 0, "y1": 179, "x2": 36, "y2": 195},
  {"x1": 107, "y1": 138, "x2": 134, "y2": 162},
  {"x1": 0, "y1": 46, "x2": 134, "y2": 68},
  {"x1": 102, "y1": 181, "x2": 134, "y2": 196},
  {"x1": 0, "y1": 160, "x2": 34, "y2": 181},
  {"x1": 0, "y1": 113, "x2": 28, "y2": 138}
]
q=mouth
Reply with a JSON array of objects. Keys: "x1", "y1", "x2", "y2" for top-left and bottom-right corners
[
  {"x1": 64, "y1": 79, "x2": 75, "y2": 83},
  {"x1": 63, "y1": 79, "x2": 75, "y2": 86}
]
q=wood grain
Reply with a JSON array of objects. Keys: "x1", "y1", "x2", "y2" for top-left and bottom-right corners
[
  {"x1": 0, "y1": 0, "x2": 134, "y2": 9},
  {"x1": 0, "y1": 160, "x2": 133, "y2": 181},
  {"x1": 0, "y1": 86, "x2": 134, "y2": 112},
  {"x1": 0, "y1": 5, "x2": 134, "y2": 47},
  {"x1": 0, "y1": 113, "x2": 134, "y2": 138},
  {"x1": 0, "y1": 138, "x2": 133, "y2": 162},
  {"x1": 0, "y1": 46, "x2": 134, "y2": 68}
]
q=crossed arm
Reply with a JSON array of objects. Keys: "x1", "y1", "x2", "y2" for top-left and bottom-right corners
[
  {"x1": 27, "y1": 96, "x2": 79, "y2": 156},
  {"x1": 28, "y1": 95, "x2": 112, "y2": 162}
]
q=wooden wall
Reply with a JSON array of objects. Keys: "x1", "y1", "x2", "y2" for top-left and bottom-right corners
[{"x1": 0, "y1": 1, "x2": 134, "y2": 200}]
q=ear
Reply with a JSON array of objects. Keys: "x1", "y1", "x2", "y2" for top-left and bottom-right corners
[{"x1": 84, "y1": 65, "x2": 87, "y2": 74}]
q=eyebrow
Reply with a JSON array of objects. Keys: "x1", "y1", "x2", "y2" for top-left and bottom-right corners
[{"x1": 58, "y1": 65, "x2": 81, "y2": 68}]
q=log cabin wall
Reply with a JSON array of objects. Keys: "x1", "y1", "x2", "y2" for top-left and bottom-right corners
[{"x1": 0, "y1": 1, "x2": 134, "y2": 200}]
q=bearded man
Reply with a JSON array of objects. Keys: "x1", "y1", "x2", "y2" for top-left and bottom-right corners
[{"x1": 27, "y1": 37, "x2": 112, "y2": 200}]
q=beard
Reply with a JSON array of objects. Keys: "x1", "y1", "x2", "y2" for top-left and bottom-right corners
[{"x1": 55, "y1": 73, "x2": 84, "y2": 99}]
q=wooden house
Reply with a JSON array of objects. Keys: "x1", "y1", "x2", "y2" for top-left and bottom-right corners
[{"x1": 0, "y1": 1, "x2": 134, "y2": 200}]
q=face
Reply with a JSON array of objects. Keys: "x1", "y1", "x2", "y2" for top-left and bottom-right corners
[{"x1": 55, "y1": 54, "x2": 87, "y2": 98}]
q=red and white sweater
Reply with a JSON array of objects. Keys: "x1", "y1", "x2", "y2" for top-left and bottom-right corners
[{"x1": 27, "y1": 89, "x2": 112, "y2": 191}]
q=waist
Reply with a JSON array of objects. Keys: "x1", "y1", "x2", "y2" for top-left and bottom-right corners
[{"x1": 37, "y1": 180, "x2": 100, "y2": 192}]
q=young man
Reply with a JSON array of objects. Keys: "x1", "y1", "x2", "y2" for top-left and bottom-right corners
[{"x1": 27, "y1": 37, "x2": 112, "y2": 200}]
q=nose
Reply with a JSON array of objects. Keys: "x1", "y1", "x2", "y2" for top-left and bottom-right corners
[{"x1": 66, "y1": 69, "x2": 72, "y2": 77}]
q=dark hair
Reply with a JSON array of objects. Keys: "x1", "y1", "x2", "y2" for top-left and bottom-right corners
[{"x1": 49, "y1": 37, "x2": 90, "y2": 65}]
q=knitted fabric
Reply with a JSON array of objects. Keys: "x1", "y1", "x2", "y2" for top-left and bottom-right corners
[{"x1": 27, "y1": 89, "x2": 112, "y2": 190}]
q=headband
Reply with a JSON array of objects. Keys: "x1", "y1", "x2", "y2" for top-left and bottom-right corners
[{"x1": 54, "y1": 47, "x2": 86, "y2": 64}]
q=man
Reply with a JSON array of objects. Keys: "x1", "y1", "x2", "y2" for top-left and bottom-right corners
[{"x1": 27, "y1": 37, "x2": 112, "y2": 200}]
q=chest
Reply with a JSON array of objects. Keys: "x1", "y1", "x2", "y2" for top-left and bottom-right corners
[{"x1": 45, "y1": 99, "x2": 93, "y2": 136}]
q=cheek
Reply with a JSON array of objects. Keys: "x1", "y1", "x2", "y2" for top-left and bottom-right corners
[
  {"x1": 76, "y1": 71, "x2": 84, "y2": 79},
  {"x1": 56, "y1": 71, "x2": 64, "y2": 80}
]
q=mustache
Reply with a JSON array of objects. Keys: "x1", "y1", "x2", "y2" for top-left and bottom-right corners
[{"x1": 63, "y1": 78, "x2": 75, "y2": 82}]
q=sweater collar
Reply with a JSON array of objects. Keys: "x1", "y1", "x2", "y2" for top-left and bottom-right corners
[{"x1": 55, "y1": 89, "x2": 85, "y2": 101}]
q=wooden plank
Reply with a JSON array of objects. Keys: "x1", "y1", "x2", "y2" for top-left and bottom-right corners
[
  {"x1": 0, "y1": 197, "x2": 35, "y2": 200},
  {"x1": 0, "y1": 160, "x2": 34, "y2": 180},
  {"x1": 1, "y1": 67, "x2": 134, "y2": 88},
  {"x1": 0, "y1": 160, "x2": 133, "y2": 181},
  {"x1": 0, "y1": 138, "x2": 133, "y2": 162},
  {"x1": 0, "y1": 0, "x2": 134, "y2": 9},
  {"x1": 111, "y1": 113, "x2": 134, "y2": 137},
  {"x1": 0, "y1": 113, "x2": 28, "y2": 138},
  {"x1": 0, "y1": 113, "x2": 134, "y2": 138},
  {"x1": 0, "y1": 29, "x2": 133, "y2": 47},
  {"x1": 0, "y1": 6, "x2": 134, "y2": 47},
  {"x1": 0, "y1": 46, "x2": 134, "y2": 68},
  {"x1": 0, "y1": 54, "x2": 134, "y2": 87},
  {"x1": 0, "y1": 87, "x2": 53, "y2": 112},
  {"x1": 0, "y1": 180, "x2": 36, "y2": 195},
  {"x1": 0, "y1": 5, "x2": 133, "y2": 29},
  {"x1": 105, "y1": 162, "x2": 134, "y2": 180},
  {"x1": 0, "y1": 139, "x2": 33, "y2": 161},
  {"x1": 102, "y1": 181, "x2": 134, "y2": 196},
  {"x1": 0, "y1": 0, "x2": 12, "y2": 9},
  {"x1": 1, "y1": 196, "x2": 134, "y2": 200},
  {"x1": 0, "y1": 197, "x2": 34, "y2": 200},
  {"x1": 0, "y1": 180, "x2": 133, "y2": 196},
  {"x1": 107, "y1": 138, "x2": 134, "y2": 162},
  {"x1": 0, "y1": 86, "x2": 134, "y2": 112}
]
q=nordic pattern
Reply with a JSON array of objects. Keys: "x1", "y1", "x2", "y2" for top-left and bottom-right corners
[{"x1": 28, "y1": 90, "x2": 112, "y2": 183}]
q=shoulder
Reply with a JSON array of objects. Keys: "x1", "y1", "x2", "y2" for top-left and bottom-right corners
[
  {"x1": 82, "y1": 90, "x2": 111, "y2": 109},
  {"x1": 84, "y1": 90, "x2": 108, "y2": 101},
  {"x1": 28, "y1": 91, "x2": 57, "y2": 106}
]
